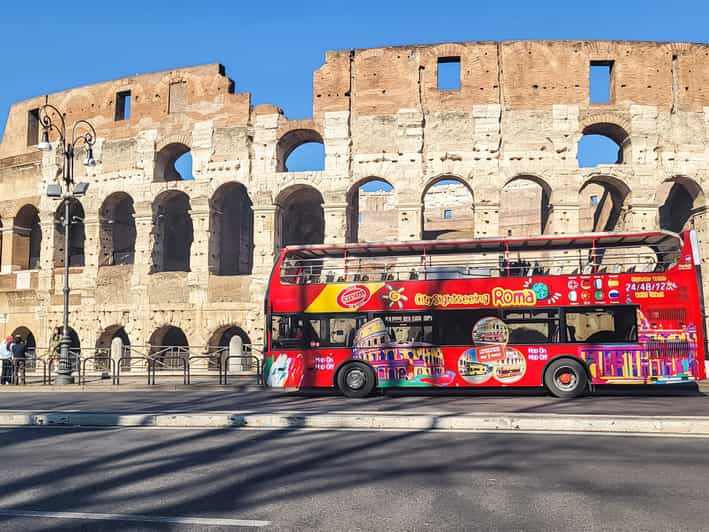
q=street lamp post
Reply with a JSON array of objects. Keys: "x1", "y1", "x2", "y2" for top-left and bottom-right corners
[{"x1": 37, "y1": 102, "x2": 95, "y2": 385}]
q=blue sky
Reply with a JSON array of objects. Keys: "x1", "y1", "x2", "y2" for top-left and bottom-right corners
[{"x1": 1, "y1": 0, "x2": 707, "y2": 172}]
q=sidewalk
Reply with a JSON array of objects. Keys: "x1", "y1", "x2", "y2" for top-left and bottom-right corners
[{"x1": 0, "y1": 384, "x2": 707, "y2": 436}]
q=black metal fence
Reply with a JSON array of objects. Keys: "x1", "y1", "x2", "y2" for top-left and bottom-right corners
[{"x1": 5, "y1": 345, "x2": 263, "y2": 386}]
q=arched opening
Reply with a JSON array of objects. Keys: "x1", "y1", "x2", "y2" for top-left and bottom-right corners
[
  {"x1": 422, "y1": 177, "x2": 474, "y2": 240},
  {"x1": 13, "y1": 205, "x2": 41, "y2": 270},
  {"x1": 207, "y1": 325, "x2": 252, "y2": 370},
  {"x1": 11, "y1": 327, "x2": 36, "y2": 356},
  {"x1": 154, "y1": 143, "x2": 192, "y2": 182},
  {"x1": 346, "y1": 178, "x2": 396, "y2": 243},
  {"x1": 149, "y1": 325, "x2": 189, "y2": 369},
  {"x1": 276, "y1": 129, "x2": 324, "y2": 172},
  {"x1": 577, "y1": 123, "x2": 628, "y2": 168},
  {"x1": 500, "y1": 177, "x2": 551, "y2": 237},
  {"x1": 579, "y1": 177, "x2": 629, "y2": 232},
  {"x1": 99, "y1": 192, "x2": 136, "y2": 266},
  {"x1": 276, "y1": 185, "x2": 325, "y2": 249},
  {"x1": 151, "y1": 191, "x2": 193, "y2": 273},
  {"x1": 659, "y1": 178, "x2": 705, "y2": 233},
  {"x1": 53, "y1": 198, "x2": 85, "y2": 267},
  {"x1": 209, "y1": 183, "x2": 254, "y2": 275},
  {"x1": 95, "y1": 325, "x2": 131, "y2": 371}
]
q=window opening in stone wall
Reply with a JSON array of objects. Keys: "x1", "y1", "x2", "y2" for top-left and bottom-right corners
[
  {"x1": 577, "y1": 134, "x2": 622, "y2": 167},
  {"x1": 13, "y1": 205, "x2": 41, "y2": 270},
  {"x1": 590, "y1": 61, "x2": 613, "y2": 103},
  {"x1": 99, "y1": 193, "x2": 136, "y2": 266},
  {"x1": 27, "y1": 108, "x2": 40, "y2": 147},
  {"x1": 154, "y1": 143, "x2": 192, "y2": 181},
  {"x1": 437, "y1": 57, "x2": 461, "y2": 91},
  {"x1": 151, "y1": 191, "x2": 193, "y2": 273},
  {"x1": 277, "y1": 186, "x2": 325, "y2": 248},
  {"x1": 590, "y1": 195, "x2": 599, "y2": 206},
  {"x1": 347, "y1": 179, "x2": 396, "y2": 243},
  {"x1": 115, "y1": 91, "x2": 131, "y2": 121},
  {"x1": 168, "y1": 81, "x2": 187, "y2": 114},
  {"x1": 174, "y1": 152, "x2": 193, "y2": 180},
  {"x1": 209, "y1": 183, "x2": 254, "y2": 276},
  {"x1": 422, "y1": 178, "x2": 473, "y2": 240},
  {"x1": 499, "y1": 178, "x2": 550, "y2": 237},
  {"x1": 53, "y1": 199, "x2": 86, "y2": 268},
  {"x1": 276, "y1": 128, "x2": 325, "y2": 173}
]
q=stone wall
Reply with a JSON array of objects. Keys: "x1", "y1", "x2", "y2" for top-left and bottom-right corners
[{"x1": 0, "y1": 41, "x2": 708, "y2": 353}]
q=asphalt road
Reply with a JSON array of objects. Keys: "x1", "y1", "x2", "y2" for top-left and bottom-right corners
[
  {"x1": 0, "y1": 386, "x2": 707, "y2": 417},
  {"x1": 0, "y1": 427, "x2": 706, "y2": 531}
]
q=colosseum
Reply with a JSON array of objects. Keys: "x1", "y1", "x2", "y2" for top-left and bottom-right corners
[{"x1": 0, "y1": 40, "x2": 708, "y2": 364}]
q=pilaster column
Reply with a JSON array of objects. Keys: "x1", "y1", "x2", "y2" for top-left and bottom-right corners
[
  {"x1": 398, "y1": 202, "x2": 422, "y2": 242},
  {"x1": 1, "y1": 218, "x2": 15, "y2": 273},
  {"x1": 188, "y1": 196, "x2": 210, "y2": 285},
  {"x1": 545, "y1": 204, "x2": 580, "y2": 235}
]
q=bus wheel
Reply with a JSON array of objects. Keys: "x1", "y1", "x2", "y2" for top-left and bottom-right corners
[
  {"x1": 337, "y1": 362, "x2": 376, "y2": 398},
  {"x1": 544, "y1": 358, "x2": 588, "y2": 399}
]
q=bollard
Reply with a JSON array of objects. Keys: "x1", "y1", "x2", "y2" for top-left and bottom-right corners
[{"x1": 229, "y1": 335, "x2": 244, "y2": 373}]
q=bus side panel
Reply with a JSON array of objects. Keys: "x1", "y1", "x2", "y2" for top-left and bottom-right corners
[{"x1": 264, "y1": 349, "x2": 352, "y2": 388}]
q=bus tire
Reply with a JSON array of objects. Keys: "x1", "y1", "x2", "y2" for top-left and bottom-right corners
[
  {"x1": 544, "y1": 358, "x2": 588, "y2": 399},
  {"x1": 337, "y1": 362, "x2": 376, "y2": 399}
]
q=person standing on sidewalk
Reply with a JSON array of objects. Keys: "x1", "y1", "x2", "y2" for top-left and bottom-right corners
[
  {"x1": 11, "y1": 335, "x2": 27, "y2": 385},
  {"x1": 0, "y1": 336, "x2": 13, "y2": 384}
]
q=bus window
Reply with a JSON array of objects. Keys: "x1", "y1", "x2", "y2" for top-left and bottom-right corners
[
  {"x1": 434, "y1": 310, "x2": 500, "y2": 346},
  {"x1": 564, "y1": 306, "x2": 638, "y2": 343},
  {"x1": 271, "y1": 315, "x2": 321, "y2": 348},
  {"x1": 504, "y1": 309, "x2": 559, "y2": 344},
  {"x1": 377, "y1": 314, "x2": 433, "y2": 343},
  {"x1": 329, "y1": 316, "x2": 367, "y2": 347}
]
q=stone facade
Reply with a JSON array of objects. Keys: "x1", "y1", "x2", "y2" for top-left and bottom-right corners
[{"x1": 1, "y1": 41, "x2": 709, "y2": 355}]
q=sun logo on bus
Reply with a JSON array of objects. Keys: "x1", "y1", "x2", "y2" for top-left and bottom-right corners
[{"x1": 382, "y1": 285, "x2": 408, "y2": 309}]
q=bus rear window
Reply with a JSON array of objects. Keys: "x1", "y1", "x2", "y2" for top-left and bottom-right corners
[{"x1": 564, "y1": 306, "x2": 637, "y2": 343}]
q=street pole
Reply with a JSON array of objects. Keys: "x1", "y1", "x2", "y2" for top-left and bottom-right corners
[{"x1": 37, "y1": 102, "x2": 95, "y2": 385}]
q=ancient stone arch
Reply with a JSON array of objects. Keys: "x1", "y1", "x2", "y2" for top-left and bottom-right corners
[
  {"x1": 99, "y1": 192, "x2": 136, "y2": 266},
  {"x1": 209, "y1": 182, "x2": 254, "y2": 275},
  {"x1": 151, "y1": 190, "x2": 193, "y2": 272},
  {"x1": 346, "y1": 176, "x2": 396, "y2": 243},
  {"x1": 275, "y1": 184, "x2": 325, "y2": 248}
]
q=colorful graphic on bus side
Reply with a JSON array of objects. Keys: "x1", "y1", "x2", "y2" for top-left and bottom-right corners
[{"x1": 351, "y1": 318, "x2": 456, "y2": 387}]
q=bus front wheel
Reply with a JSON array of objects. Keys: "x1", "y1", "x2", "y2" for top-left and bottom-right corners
[
  {"x1": 544, "y1": 358, "x2": 588, "y2": 399},
  {"x1": 337, "y1": 362, "x2": 376, "y2": 398}
]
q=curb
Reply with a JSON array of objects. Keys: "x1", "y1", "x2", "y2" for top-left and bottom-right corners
[{"x1": 2, "y1": 411, "x2": 709, "y2": 435}]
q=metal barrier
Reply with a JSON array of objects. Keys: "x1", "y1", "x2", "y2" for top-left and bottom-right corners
[
  {"x1": 150, "y1": 356, "x2": 188, "y2": 385},
  {"x1": 47, "y1": 355, "x2": 82, "y2": 385},
  {"x1": 81, "y1": 357, "x2": 117, "y2": 385},
  {"x1": 187, "y1": 355, "x2": 221, "y2": 385},
  {"x1": 222, "y1": 355, "x2": 262, "y2": 385},
  {"x1": 11, "y1": 358, "x2": 45, "y2": 385},
  {"x1": 116, "y1": 356, "x2": 153, "y2": 385}
]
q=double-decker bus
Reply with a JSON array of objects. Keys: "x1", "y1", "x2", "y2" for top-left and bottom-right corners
[{"x1": 263, "y1": 230, "x2": 707, "y2": 398}]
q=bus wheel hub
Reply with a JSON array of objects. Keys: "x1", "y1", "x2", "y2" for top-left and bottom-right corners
[{"x1": 346, "y1": 369, "x2": 365, "y2": 389}]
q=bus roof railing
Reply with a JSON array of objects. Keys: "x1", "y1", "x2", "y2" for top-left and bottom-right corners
[
  {"x1": 280, "y1": 230, "x2": 682, "y2": 260},
  {"x1": 279, "y1": 231, "x2": 685, "y2": 284}
]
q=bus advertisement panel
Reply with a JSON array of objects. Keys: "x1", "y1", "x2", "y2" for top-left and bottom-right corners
[{"x1": 263, "y1": 231, "x2": 706, "y2": 398}]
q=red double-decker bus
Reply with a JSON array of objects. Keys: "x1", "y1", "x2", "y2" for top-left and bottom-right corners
[{"x1": 263, "y1": 230, "x2": 707, "y2": 398}]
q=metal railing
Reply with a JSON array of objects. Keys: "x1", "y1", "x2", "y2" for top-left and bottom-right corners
[{"x1": 4, "y1": 344, "x2": 263, "y2": 386}]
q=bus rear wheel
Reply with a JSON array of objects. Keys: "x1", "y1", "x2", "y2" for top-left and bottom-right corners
[
  {"x1": 337, "y1": 362, "x2": 376, "y2": 399},
  {"x1": 544, "y1": 358, "x2": 588, "y2": 399}
]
